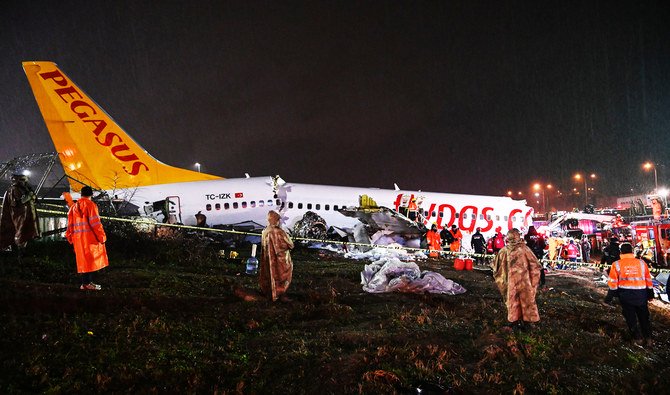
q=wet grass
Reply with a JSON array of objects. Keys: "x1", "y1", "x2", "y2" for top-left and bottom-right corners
[{"x1": 1, "y1": 232, "x2": 669, "y2": 394}]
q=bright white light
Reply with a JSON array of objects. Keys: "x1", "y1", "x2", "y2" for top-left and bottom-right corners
[
  {"x1": 22, "y1": 170, "x2": 31, "y2": 176},
  {"x1": 658, "y1": 188, "x2": 669, "y2": 197}
]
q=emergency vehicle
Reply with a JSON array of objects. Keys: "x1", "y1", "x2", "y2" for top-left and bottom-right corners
[{"x1": 630, "y1": 220, "x2": 670, "y2": 267}]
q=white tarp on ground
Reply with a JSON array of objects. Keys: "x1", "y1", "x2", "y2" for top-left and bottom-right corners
[
  {"x1": 361, "y1": 257, "x2": 466, "y2": 295},
  {"x1": 345, "y1": 245, "x2": 425, "y2": 261}
]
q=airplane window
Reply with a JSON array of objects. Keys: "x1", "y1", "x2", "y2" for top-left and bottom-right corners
[
  {"x1": 334, "y1": 205, "x2": 339, "y2": 211},
  {"x1": 496, "y1": 215, "x2": 500, "y2": 221},
  {"x1": 242, "y1": 202, "x2": 247, "y2": 208},
  {"x1": 233, "y1": 202, "x2": 239, "y2": 209},
  {"x1": 267, "y1": 200, "x2": 273, "y2": 206},
  {"x1": 439, "y1": 212, "x2": 443, "y2": 218},
  {"x1": 487, "y1": 215, "x2": 491, "y2": 220},
  {"x1": 307, "y1": 203, "x2": 312, "y2": 210},
  {"x1": 455, "y1": 213, "x2": 459, "y2": 218},
  {"x1": 259, "y1": 200, "x2": 264, "y2": 207},
  {"x1": 479, "y1": 214, "x2": 484, "y2": 220},
  {"x1": 215, "y1": 203, "x2": 221, "y2": 210},
  {"x1": 325, "y1": 204, "x2": 330, "y2": 210},
  {"x1": 503, "y1": 216, "x2": 508, "y2": 221},
  {"x1": 250, "y1": 201, "x2": 256, "y2": 208},
  {"x1": 224, "y1": 203, "x2": 230, "y2": 210},
  {"x1": 288, "y1": 202, "x2": 293, "y2": 209},
  {"x1": 206, "y1": 204, "x2": 212, "y2": 211},
  {"x1": 316, "y1": 204, "x2": 321, "y2": 210},
  {"x1": 298, "y1": 203, "x2": 303, "y2": 209},
  {"x1": 431, "y1": 211, "x2": 436, "y2": 218}
]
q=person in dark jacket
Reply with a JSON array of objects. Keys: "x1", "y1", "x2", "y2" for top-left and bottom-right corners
[
  {"x1": 600, "y1": 237, "x2": 620, "y2": 272},
  {"x1": 581, "y1": 236, "x2": 592, "y2": 263},
  {"x1": 524, "y1": 226, "x2": 546, "y2": 286},
  {"x1": 440, "y1": 225, "x2": 454, "y2": 251},
  {"x1": 470, "y1": 227, "x2": 487, "y2": 265}
]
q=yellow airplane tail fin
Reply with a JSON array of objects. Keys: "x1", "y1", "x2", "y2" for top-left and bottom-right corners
[{"x1": 22, "y1": 61, "x2": 221, "y2": 192}]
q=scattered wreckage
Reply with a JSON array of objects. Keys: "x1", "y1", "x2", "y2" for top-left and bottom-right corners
[{"x1": 290, "y1": 194, "x2": 426, "y2": 251}]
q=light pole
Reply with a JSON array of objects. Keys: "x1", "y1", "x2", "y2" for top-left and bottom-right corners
[
  {"x1": 532, "y1": 183, "x2": 553, "y2": 213},
  {"x1": 195, "y1": 162, "x2": 201, "y2": 173},
  {"x1": 643, "y1": 162, "x2": 658, "y2": 193},
  {"x1": 574, "y1": 173, "x2": 596, "y2": 206},
  {"x1": 533, "y1": 183, "x2": 545, "y2": 213}
]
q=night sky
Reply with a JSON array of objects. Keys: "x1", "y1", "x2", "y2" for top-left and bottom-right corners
[{"x1": 1, "y1": 1, "x2": 669, "y2": 201}]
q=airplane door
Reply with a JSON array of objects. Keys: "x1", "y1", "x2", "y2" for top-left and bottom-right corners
[{"x1": 166, "y1": 196, "x2": 182, "y2": 224}]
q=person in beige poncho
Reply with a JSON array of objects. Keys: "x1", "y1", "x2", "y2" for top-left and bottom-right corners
[
  {"x1": 259, "y1": 210, "x2": 294, "y2": 302},
  {"x1": 492, "y1": 228, "x2": 542, "y2": 328},
  {"x1": 0, "y1": 174, "x2": 40, "y2": 251}
]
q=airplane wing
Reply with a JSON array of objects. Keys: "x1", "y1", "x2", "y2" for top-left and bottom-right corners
[{"x1": 338, "y1": 206, "x2": 426, "y2": 237}]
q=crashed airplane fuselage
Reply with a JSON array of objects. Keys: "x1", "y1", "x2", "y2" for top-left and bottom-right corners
[{"x1": 23, "y1": 61, "x2": 534, "y2": 250}]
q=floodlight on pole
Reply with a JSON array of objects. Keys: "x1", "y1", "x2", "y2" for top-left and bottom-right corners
[
  {"x1": 643, "y1": 162, "x2": 658, "y2": 193},
  {"x1": 532, "y1": 182, "x2": 552, "y2": 213},
  {"x1": 574, "y1": 173, "x2": 596, "y2": 206}
]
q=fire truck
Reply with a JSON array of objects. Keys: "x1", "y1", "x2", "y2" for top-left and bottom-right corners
[{"x1": 629, "y1": 219, "x2": 670, "y2": 267}]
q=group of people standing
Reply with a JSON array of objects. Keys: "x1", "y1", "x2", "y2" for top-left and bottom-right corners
[
  {"x1": 425, "y1": 224, "x2": 508, "y2": 260},
  {"x1": 425, "y1": 224, "x2": 463, "y2": 258},
  {"x1": 491, "y1": 226, "x2": 654, "y2": 346},
  {"x1": 3, "y1": 179, "x2": 656, "y2": 346},
  {"x1": 1, "y1": 176, "x2": 295, "y2": 303}
]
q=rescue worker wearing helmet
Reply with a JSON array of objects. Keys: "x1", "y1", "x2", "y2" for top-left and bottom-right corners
[
  {"x1": 426, "y1": 224, "x2": 442, "y2": 258},
  {"x1": 471, "y1": 227, "x2": 487, "y2": 265},
  {"x1": 449, "y1": 225, "x2": 463, "y2": 252}
]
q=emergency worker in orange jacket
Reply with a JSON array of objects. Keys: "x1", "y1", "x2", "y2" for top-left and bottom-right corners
[
  {"x1": 449, "y1": 225, "x2": 463, "y2": 252},
  {"x1": 604, "y1": 243, "x2": 654, "y2": 346},
  {"x1": 66, "y1": 186, "x2": 109, "y2": 290},
  {"x1": 426, "y1": 224, "x2": 442, "y2": 258},
  {"x1": 405, "y1": 197, "x2": 419, "y2": 222}
]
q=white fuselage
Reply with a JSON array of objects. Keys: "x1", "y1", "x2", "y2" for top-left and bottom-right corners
[{"x1": 112, "y1": 176, "x2": 533, "y2": 250}]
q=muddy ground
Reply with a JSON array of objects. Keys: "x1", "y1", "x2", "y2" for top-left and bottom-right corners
[{"x1": 1, "y1": 232, "x2": 669, "y2": 394}]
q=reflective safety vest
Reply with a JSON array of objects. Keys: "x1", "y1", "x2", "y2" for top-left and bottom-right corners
[
  {"x1": 66, "y1": 197, "x2": 109, "y2": 274},
  {"x1": 426, "y1": 230, "x2": 441, "y2": 257},
  {"x1": 566, "y1": 243, "x2": 579, "y2": 258},
  {"x1": 607, "y1": 253, "x2": 652, "y2": 291},
  {"x1": 449, "y1": 228, "x2": 463, "y2": 252}
]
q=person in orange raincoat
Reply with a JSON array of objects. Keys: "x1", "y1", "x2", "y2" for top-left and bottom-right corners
[
  {"x1": 65, "y1": 186, "x2": 108, "y2": 290},
  {"x1": 259, "y1": 210, "x2": 294, "y2": 302},
  {"x1": 425, "y1": 224, "x2": 442, "y2": 258},
  {"x1": 449, "y1": 225, "x2": 463, "y2": 252}
]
